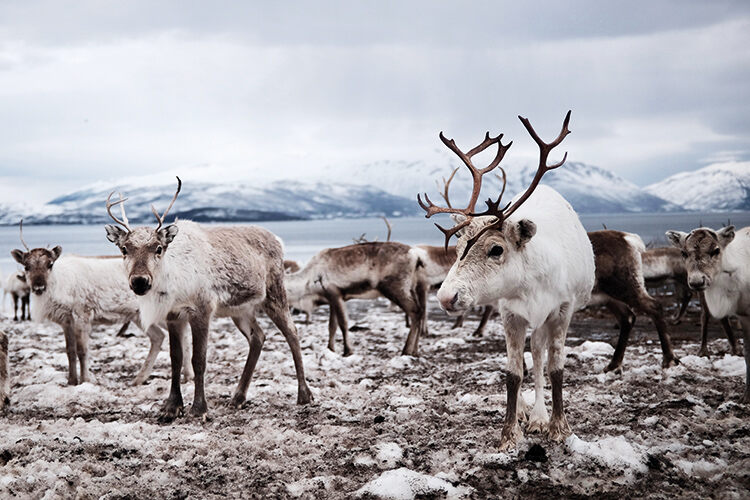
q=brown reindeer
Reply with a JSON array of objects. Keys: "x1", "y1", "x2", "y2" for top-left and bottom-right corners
[
  {"x1": 285, "y1": 242, "x2": 428, "y2": 356},
  {"x1": 104, "y1": 178, "x2": 313, "y2": 421}
]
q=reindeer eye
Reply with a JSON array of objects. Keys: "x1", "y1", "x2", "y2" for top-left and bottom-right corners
[
  {"x1": 47, "y1": 262, "x2": 53, "y2": 269},
  {"x1": 488, "y1": 245, "x2": 504, "y2": 258},
  {"x1": 710, "y1": 248, "x2": 720, "y2": 257},
  {"x1": 24, "y1": 265, "x2": 30, "y2": 271},
  {"x1": 121, "y1": 247, "x2": 128, "y2": 256},
  {"x1": 681, "y1": 251, "x2": 688, "y2": 259},
  {"x1": 155, "y1": 245, "x2": 163, "y2": 255}
]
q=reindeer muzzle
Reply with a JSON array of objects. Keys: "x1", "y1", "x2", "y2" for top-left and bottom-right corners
[
  {"x1": 130, "y1": 276, "x2": 152, "y2": 296},
  {"x1": 32, "y1": 284, "x2": 46, "y2": 295}
]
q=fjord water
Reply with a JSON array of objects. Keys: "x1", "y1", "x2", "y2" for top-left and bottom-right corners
[{"x1": 1, "y1": 212, "x2": 749, "y2": 272}]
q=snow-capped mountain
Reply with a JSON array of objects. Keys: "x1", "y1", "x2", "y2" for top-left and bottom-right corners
[
  {"x1": 0, "y1": 180, "x2": 417, "y2": 225},
  {"x1": 644, "y1": 161, "x2": 750, "y2": 211},
  {"x1": 318, "y1": 159, "x2": 681, "y2": 214}
]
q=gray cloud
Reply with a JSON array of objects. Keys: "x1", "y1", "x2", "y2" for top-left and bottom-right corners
[{"x1": 0, "y1": 0, "x2": 748, "y2": 204}]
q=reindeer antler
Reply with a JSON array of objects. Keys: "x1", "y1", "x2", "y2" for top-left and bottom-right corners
[
  {"x1": 105, "y1": 191, "x2": 131, "y2": 232},
  {"x1": 151, "y1": 176, "x2": 182, "y2": 231},
  {"x1": 419, "y1": 111, "x2": 572, "y2": 259},
  {"x1": 381, "y1": 216, "x2": 392, "y2": 242},
  {"x1": 19, "y1": 219, "x2": 30, "y2": 251},
  {"x1": 435, "y1": 167, "x2": 459, "y2": 208},
  {"x1": 418, "y1": 132, "x2": 512, "y2": 250}
]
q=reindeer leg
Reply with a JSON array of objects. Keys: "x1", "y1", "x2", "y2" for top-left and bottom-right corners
[
  {"x1": 180, "y1": 326, "x2": 193, "y2": 382},
  {"x1": 738, "y1": 316, "x2": 750, "y2": 404},
  {"x1": 327, "y1": 304, "x2": 339, "y2": 353},
  {"x1": 499, "y1": 313, "x2": 526, "y2": 451},
  {"x1": 21, "y1": 296, "x2": 28, "y2": 321},
  {"x1": 547, "y1": 304, "x2": 573, "y2": 441},
  {"x1": 330, "y1": 295, "x2": 352, "y2": 356},
  {"x1": 699, "y1": 292, "x2": 711, "y2": 357},
  {"x1": 12, "y1": 294, "x2": 18, "y2": 322},
  {"x1": 0, "y1": 331, "x2": 9, "y2": 410},
  {"x1": 75, "y1": 321, "x2": 95, "y2": 384},
  {"x1": 188, "y1": 312, "x2": 210, "y2": 420},
  {"x1": 670, "y1": 282, "x2": 691, "y2": 325},
  {"x1": 472, "y1": 305, "x2": 494, "y2": 337},
  {"x1": 719, "y1": 318, "x2": 738, "y2": 356},
  {"x1": 641, "y1": 294, "x2": 678, "y2": 368},
  {"x1": 116, "y1": 321, "x2": 131, "y2": 337},
  {"x1": 230, "y1": 314, "x2": 265, "y2": 408},
  {"x1": 452, "y1": 314, "x2": 464, "y2": 329},
  {"x1": 604, "y1": 299, "x2": 635, "y2": 373},
  {"x1": 527, "y1": 326, "x2": 549, "y2": 433},
  {"x1": 265, "y1": 299, "x2": 314, "y2": 405},
  {"x1": 62, "y1": 320, "x2": 79, "y2": 385},
  {"x1": 133, "y1": 325, "x2": 164, "y2": 386},
  {"x1": 158, "y1": 318, "x2": 186, "y2": 422}
]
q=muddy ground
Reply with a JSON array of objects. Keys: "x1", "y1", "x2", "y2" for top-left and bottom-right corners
[{"x1": 0, "y1": 292, "x2": 748, "y2": 499}]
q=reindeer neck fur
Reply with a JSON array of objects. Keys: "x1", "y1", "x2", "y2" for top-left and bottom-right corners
[
  {"x1": 465, "y1": 186, "x2": 594, "y2": 329},
  {"x1": 33, "y1": 254, "x2": 137, "y2": 325},
  {"x1": 703, "y1": 226, "x2": 750, "y2": 318},
  {"x1": 138, "y1": 220, "x2": 281, "y2": 328}
]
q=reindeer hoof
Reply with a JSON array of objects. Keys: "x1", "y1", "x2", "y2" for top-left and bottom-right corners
[
  {"x1": 547, "y1": 416, "x2": 571, "y2": 442},
  {"x1": 471, "y1": 330, "x2": 484, "y2": 338},
  {"x1": 603, "y1": 362, "x2": 621, "y2": 374},
  {"x1": 0, "y1": 396, "x2": 9, "y2": 411},
  {"x1": 498, "y1": 423, "x2": 523, "y2": 451},
  {"x1": 741, "y1": 391, "x2": 750, "y2": 405},
  {"x1": 230, "y1": 394, "x2": 246, "y2": 408},
  {"x1": 343, "y1": 348, "x2": 353, "y2": 357},
  {"x1": 662, "y1": 357, "x2": 680, "y2": 369},
  {"x1": 158, "y1": 400, "x2": 184, "y2": 423},
  {"x1": 698, "y1": 348, "x2": 710, "y2": 358},
  {"x1": 67, "y1": 377, "x2": 79, "y2": 386},
  {"x1": 297, "y1": 386, "x2": 314, "y2": 405}
]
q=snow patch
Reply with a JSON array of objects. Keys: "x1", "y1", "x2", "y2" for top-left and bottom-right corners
[
  {"x1": 566, "y1": 434, "x2": 647, "y2": 474},
  {"x1": 355, "y1": 467, "x2": 471, "y2": 499},
  {"x1": 567, "y1": 341, "x2": 615, "y2": 360}
]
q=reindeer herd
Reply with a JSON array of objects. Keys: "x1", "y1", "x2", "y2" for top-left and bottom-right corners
[{"x1": 0, "y1": 111, "x2": 747, "y2": 451}]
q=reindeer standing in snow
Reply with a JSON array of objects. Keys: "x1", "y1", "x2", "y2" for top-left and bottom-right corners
[
  {"x1": 666, "y1": 225, "x2": 750, "y2": 403},
  {"x1": 10, "y1": 222, "x2": 192, "y2": 386},
  {"x1": 4, "y1": 271, "x2": 30, "y2": 321},
  {"x1": 642, "y1": 246, "x2": 738, "y2": 356},
  {"x1": 420, "y1": 111, "x2": 595, "y2": 450},
  {"x1": 104, "y1": 178, "x2": 313, "y2": 421},
  {"x1": 285, "y1": 242, "x2": 428, "y2": 356}
]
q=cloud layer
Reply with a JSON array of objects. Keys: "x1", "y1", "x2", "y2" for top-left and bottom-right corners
[{"x1": 0, "y1": 0, "x2": 748, "y2": 204}]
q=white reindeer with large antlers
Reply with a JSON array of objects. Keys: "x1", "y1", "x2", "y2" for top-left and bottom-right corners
[
  {"x1": 104, "y1": 178, "x2": 313, "y2": 421},
  {"x1": 419, "y1": 111, "x2": 595, "y2": 450}
]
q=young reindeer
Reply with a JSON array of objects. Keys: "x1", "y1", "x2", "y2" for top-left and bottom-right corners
[
  {"x1": 666, "y1": 225, "x2": 750, "y2": 403},
  {"x1": 642, "y1": 246, "x2": 738, "y2": 356},
  {"x1": 4, "y1": 271, "x2": 30, "y2": 321},
  {"x1": 105, "y1": 178, "x2": 313, "y2": 421},
  {"x1": 285, "y1": 241, "x2": 428, "y2": 356},
  {"x1": 420, "y1": 111, "x2": 595, "y2": 450},
  {"x1": 11, "y1": 221, "x2": 191, "y2": 386}
]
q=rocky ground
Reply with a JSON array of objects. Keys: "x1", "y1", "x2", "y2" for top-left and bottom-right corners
[{"x1": 0, "y1": 293, "x2": 748, "y2": 499}]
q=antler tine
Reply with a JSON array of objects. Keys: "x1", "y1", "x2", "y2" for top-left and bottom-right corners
[
  {"x1": 434, "y1": 219, "x2": 471, "y2": 252},
  {"x1": 381, "y1": 216, "x2": 392, "y2": 242},
  {"x1": 436, "y1": 167, "x2": 459, "y2": 208},
  {"x1": 504, "y1": 110, "x2": 572, "y2": 220},
  {"x1": 106, "y1": 191, "x2": 132, "y2": 231},
  {"x1": 153, "y1": 176, "x2": 182, "y2": 231},
  {"x1": 19, "y1": 218, "x2": 30, "y2": 251}
]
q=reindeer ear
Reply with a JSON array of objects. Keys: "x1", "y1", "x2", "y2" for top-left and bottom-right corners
[
  {"x1": 159, "y1": 224, "x2": 179, "y2": 245},
  {"x1": 10, "y1": 249, "x2": 25, "y2": 264},
  {"x1": 510, "y1": 219, "x2": 536, "y2": 248},
  {"x1": 665, "y1": 230, "x2": 687, "y2": 248},
  {"x1": 717, "y1": 225, "x2": 735, "y2": 247},
  {"x1": 105, "y1": 225, "x2": 127, "y2": 245},
  {"x1": 51, "y1": 246, "x2": 62, "y2": 261}
]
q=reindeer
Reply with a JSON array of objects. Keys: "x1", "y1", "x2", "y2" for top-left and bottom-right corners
[
  {"x1": 10, "y1": 222, "x2": 192, "y2": 386},
  {"x1": 420, "y1": 111, "x2": 595, "y2": 450},
  {"x1": 587, "y1": 230, "x2": 678, "y2": 372},
  {"x1": 104, "y1": 178, "x2": 313, "y2": 421},
  {"x1": 642, "y1": 246, "x2": 738, "y2": 356},
  {"x1": 666, "y1": 226, "x2": 750, "y2": 403},
  {"x1": 285, "y1": 242, "x2": 427, "y2": 356},
  {"x1": 0, "y1": 329, "x2": 8, "y2": 410},
  {"x1": 4, "y1": 271, "x2": 30, "y2": 321}
]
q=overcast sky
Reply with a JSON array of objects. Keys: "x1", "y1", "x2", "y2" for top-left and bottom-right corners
[{"x1": 0, "y1": 0, "x2": 748, "y2": 204}]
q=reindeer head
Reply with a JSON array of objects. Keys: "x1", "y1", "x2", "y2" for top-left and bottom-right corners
[
  {"x1": 666, "y1": 226, "x2": 735, "y2": 291},
  {"x1": 104, "y1": 177, "x2": 181, "y2": 296},
  {"x1": 418, "y1": 111, "x2": 571, "y2": 314},
  {"x1": 10, "y1": 220, "x2": 62, "y2": 295}
]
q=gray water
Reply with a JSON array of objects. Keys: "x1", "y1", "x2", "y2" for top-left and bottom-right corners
[{"x1": 1, "y1": 212, "x2": 748, "y2": 273}]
